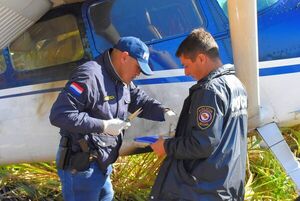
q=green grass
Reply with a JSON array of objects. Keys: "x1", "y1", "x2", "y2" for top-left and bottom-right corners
[
  {"x1": 1, "y1": 126, "x2": 300, "y2": 200},
  {"x1": 112, "y1": 153, "x2": 164, "y2": 201},
  {"x1": 246, "y1": 134, "x2": 297, "y2": 200},
  {"x1": 0, "y1": 162, "x2": 62, "y2": 201}
]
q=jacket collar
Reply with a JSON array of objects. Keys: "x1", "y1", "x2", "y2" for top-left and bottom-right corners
[
  {"x1": 97, "y1": 49, "x2": 124, "y2": 84},
  {"x1": 190, "y1": 64, "x2": 235, "y2": 93}
]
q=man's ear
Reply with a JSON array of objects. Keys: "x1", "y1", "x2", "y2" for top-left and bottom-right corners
[
  {"x1": 197, "y1": 53, "x2": 207, "y2": 64},
  {"x1": 121, "y1": 51, "x2": 129, "y2": 63}
]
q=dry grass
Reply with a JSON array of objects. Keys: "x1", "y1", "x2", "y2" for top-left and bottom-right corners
[{"x1": 1, "y1": 125, "x2": 300, "y2": 200}]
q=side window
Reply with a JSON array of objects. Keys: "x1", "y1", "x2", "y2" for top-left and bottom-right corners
[
  {"x1": 257, "y1": 0, "x2": 280, "y2": 11},
  {"x1": 89, "y1": 0, "x2": 203, "y2": 53},
  {"x1": 0, "y1": 50, "x2": 6, "y2": 73},
  {"x1": 9, "y1": 15, "x2": 84, "y2": 71},
  {"x1": 217, "y1": 0, "x2": 280, "y2": 16},
  {"x1": 217, "y1": 0, "x2": 228, "y2": 16}
]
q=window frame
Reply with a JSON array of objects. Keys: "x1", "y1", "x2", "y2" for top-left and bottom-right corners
[
  {"x1": 0, "y1": 50, "x2": 6, "y2": 74},
  {"x1": 88, "y1": 0, "x2": 205, "y2": 53},
  {"x1": 9, "y1": 14, "x2": 85, "y2": 72}
]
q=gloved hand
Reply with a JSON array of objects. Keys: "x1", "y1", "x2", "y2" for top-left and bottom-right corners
[
  {"x1": 103, "y1": 119, "x2": 131, "y2": 136},
  {"x1": 164, "y1": 109, "x2": 177, "y2": 137},
  {"x1": 164, "y1": 109, "x2": 176, "y2": 122}
]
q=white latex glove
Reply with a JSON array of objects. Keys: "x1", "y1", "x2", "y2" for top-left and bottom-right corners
[
  {"x1": 164, "y1": 109, "x2": 177, "y2": 137},
  {"x1": 164, "y1": 109, "x2": 176, "y2": 122},
  {"x1": 102, "y1": 119, "x2": 131, "y2": 136}
]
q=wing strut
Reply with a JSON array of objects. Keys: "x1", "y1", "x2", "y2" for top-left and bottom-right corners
[
  {"x1": 257, "y1": 123, "x2": 300, "y2": 196},
  {"x1": 228, "y1": 1, "x2": 300, "y2": 197},
  {"x1": 227, "y1": 0, "x2": 260, "y2": 129}
]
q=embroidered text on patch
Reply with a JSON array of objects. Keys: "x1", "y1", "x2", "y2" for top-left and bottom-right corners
[
  {"x1": 197, "y1": 106, "x2": 215, "y2": 129},
  {"x1": 69, "y1": 82, "x2": 84, "y2": 96}
]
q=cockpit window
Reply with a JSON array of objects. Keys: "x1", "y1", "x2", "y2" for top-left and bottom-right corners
[
  {"x1": 0, "y1": 50, "x2": 6, "y2": 73},
  {"x1": 9, "y1": 15, "x2": 84, "y2": 71},
  {"x1": 89, "y1": 0, "x2": 203, "y2": 53},
  {"x1": 217, "y1": 0, "x2": 280, "y2": 16}
]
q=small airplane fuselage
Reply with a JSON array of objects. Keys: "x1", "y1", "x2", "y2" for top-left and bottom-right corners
[{"x1": 0, "y1": 0, "x2": 299, "y2": 164}]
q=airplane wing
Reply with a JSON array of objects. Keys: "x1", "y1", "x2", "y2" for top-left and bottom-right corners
[
  {"x1": 0, "y1": 0, "x2": 52, "y2": 49},
  {"x1": 51, "y1": 0, "x2": 84, "y2": 7},
  {"x1": 0, "y1": 0, "x2": 86, "y2": 49}
]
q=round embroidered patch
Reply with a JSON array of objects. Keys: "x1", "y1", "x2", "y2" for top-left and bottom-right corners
[{"x1": 197, "y1": 106, "x2": 215, "y2": 129}]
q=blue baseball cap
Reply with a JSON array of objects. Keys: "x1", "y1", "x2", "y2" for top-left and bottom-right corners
[{"x1": 114, "y1": 37, "x2": 153, "y2": 75}]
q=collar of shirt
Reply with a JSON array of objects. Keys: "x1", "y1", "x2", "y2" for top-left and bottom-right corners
[
  {"x1": 199, "y1": 64, "x2": 235, "y2": 84},
  {"x1": 190, "y1": 64, "x2": 235, "y2": 93},
  {"x1": 97, "y1": 49, "x2": 126, "y2": 86}
]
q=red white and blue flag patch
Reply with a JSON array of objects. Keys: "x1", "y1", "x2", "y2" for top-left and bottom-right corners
[
  {"x1": 69, "y1": 82, "x2": 84, "y2": 96},
  {"x1": 197, "y1": 106, "x2": 215, "y2": 130}
]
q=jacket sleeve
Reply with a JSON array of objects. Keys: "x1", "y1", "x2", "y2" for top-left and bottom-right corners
[
  {"x1": 128, "y1": 82, "x2": 165, "y2": 121},
  {"x1": 49, "y1": 64, "x2": 104, "y2": 134},
  {"x1": 164, "y1": 89, "x2": 226, "y2": 159}
]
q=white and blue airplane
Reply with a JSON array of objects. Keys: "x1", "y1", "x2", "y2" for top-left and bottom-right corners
[{"x1": 0, "y1": 0, "x2": 300, "y2": 195}]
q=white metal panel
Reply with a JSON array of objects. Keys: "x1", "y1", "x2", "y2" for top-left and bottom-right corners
[{"x1": 259, "y1": 58, "x2": 300, "y2": 127}]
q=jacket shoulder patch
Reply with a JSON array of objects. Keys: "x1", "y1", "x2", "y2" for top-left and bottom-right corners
[
  {"x1": 197, "y1": 106, "x2": 215, "y2": 130},
  {"x1": 69, "y1": 82, "x2": 84, "y2": 96}
]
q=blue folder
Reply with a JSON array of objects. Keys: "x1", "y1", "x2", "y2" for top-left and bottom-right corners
[{"x1": 134, "y1": 135, "x2": 171, "y2": 144}]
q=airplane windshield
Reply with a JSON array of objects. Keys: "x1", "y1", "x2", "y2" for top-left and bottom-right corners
[
  {"x1": 217, "y1": 0, "x2": 280, "y2": 16},
  {"x1": 0, "y1": 50, "x2": 5, "y2": 73},
  {"x1": 89, "y1": 0, "x2": 203, "y2": 53},
  {"x1": 9, "y1": 15, "x2": 84, "y2": 71}
]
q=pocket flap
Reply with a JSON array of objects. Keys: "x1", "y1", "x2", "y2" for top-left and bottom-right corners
[{"x1": 92, "y1": 133, "x2": 117, "y2": 147}]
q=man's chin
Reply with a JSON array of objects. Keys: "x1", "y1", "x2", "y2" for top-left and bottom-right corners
[{"x1": 184, "y1": 72, "x2": 190, "y2": 76}]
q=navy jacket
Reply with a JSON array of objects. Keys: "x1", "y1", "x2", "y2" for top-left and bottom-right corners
[
  {"x1": 150, "y1": 65, "x2": 248, "y2": 201},
  {"x1": 50, "y1": 49, "x2": 165, "y2": 169}
]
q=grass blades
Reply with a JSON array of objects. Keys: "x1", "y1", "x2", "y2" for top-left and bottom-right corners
[
  {"x1": 246, "y1": 134, "x2": 297, "y2": 201},
  {"x1": 0, "y1": 162, "x2": 62, "y2": 201},
  {"x1": 112, "y1": 153, "x2": 164, "y2": 201},
  {"x1": 0, "y1": 125, "x2": 300, "y2": 200}
]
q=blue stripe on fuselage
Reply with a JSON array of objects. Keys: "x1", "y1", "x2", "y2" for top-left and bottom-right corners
[
  {"x1": 134, "y1": 76, "x2": 194, "y2": 85},
  {"x1": 0, "y1": 64, "x2": 300, "y2": 99},
  {"x1": 0, "y1": 87, "x2": 63, "y2": 99},
  {"x1": 259, "y1": 64, "x2": 300, "y2": 76},
  {"x1": 134, "y1": 63, "x2": 300, "y2": 85}
]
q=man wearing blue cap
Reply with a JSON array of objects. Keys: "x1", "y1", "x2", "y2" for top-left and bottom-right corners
[{"x1": 50, "y1": 36, "x2": 175, "y2": 201}]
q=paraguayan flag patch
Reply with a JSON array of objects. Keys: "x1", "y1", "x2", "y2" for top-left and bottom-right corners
[{"x1": 69, "y1": 82, "x2": 84, "y2": 96}]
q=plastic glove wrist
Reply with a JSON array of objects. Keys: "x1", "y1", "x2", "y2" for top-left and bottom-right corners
[
  {"x1": 164, "y1": 109, "x2": 176, "y2": 120},
  {"x1": 102, "y1": 119, "x2": 131, "y2": 136}
]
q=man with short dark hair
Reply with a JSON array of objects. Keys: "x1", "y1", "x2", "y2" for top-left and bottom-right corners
[
  {"x1": 150, "y1": 28, "x2": 248, "y2": 201},
  {"x1": 50, "y1": 36, "x2": 175, "y2": 201}
]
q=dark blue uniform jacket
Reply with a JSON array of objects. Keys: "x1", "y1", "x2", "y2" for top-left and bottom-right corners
[
  {"x1": 150, "y1": 64, "x2": 248, "y2": 201},
  {"x1": 50, "y1": 49, "x2": 165, "y2": 169}
]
